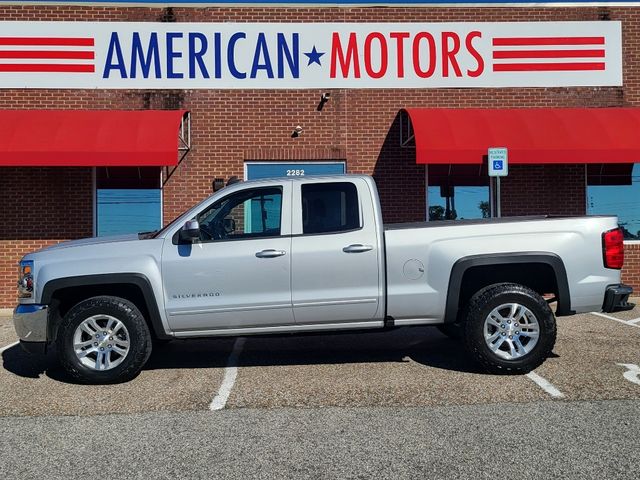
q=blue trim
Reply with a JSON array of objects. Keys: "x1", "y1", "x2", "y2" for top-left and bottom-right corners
[
  {"x1": 15, "y1": 304, "x2": 47, "y2": 314},
  {"x1": 246, "y1": 162, "x2": 345, "y2": 180}
]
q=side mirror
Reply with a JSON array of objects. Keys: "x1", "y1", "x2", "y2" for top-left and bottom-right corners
[{"x1": 181, "y1": 219, "x2": 200, "y2": 241}]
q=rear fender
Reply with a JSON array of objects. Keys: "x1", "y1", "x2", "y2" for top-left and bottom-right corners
[{"x1": 444, "y1": 252, "x2": 572, "y2": 324}]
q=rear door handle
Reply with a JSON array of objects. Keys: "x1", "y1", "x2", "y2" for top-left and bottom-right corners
[
  {"x1": 255, "y1": 249, "x2": 286, "y2": 258},
  {"x1": 343, "y1": 244, "x2": 374, "y2": 253}
]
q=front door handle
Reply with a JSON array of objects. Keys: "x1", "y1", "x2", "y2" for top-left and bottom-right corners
[
  {"x1": 343, "y1": 244, "x2": 374, "y2": 253},
  {"x1": 255, "y1": 249, "x2": 286, "y2": 258}
]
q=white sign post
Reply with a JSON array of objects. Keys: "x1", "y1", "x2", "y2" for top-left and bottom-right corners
[{"x1": 488, "y1": 147, "x2": 508, "y2": 218}]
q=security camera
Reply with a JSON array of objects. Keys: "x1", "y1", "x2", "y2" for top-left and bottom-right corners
[
  {"x1": 226, "y1": 176, "x2": 241, "y2": 186},
  {"x1": 317, "y1": 93, "x2": 331, "y2": 111},
  {"x1": 291, "y1": 125, "x2": 303, "y2": 138},
  {"x1": 212, "y1": 178, "x2": 224, "y2": 192}
]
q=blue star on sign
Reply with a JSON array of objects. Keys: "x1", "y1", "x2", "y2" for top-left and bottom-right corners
[{"x1": 304, "y1": 46, "x2": 325, "y2": 66}]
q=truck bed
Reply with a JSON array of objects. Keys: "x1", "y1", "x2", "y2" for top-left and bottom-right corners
[
  {"x1": 383, "y1": 215, "x2": 614, "y2": 231},
  {"x1": 382, "y1": 214, "x2": 621, "y2": 322}
]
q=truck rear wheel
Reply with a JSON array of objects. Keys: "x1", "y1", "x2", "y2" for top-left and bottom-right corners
[
  {"x1": 56, "y1": 296, "x2": 152, "y2": 384},
  {"x1": 463, "y1": 283, "x2": 556, "y2": 374}
]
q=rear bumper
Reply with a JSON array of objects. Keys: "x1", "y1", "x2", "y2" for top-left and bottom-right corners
[{"x1": 602, "y1": 284, "x2": 635, "y2": 313}]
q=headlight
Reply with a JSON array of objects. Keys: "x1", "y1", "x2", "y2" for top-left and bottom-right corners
[{"x1": 18, "y1": 260, "x2": 34, "y2": 298}]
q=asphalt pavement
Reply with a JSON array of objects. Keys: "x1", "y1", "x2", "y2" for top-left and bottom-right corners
[
  {"x1": 1, "y1": 400, "x2": 638, "y2": 480},
  {"x1": 1, "y1": 301, "x2": 639, "y2": 479}
]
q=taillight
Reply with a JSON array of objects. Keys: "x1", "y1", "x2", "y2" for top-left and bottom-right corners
[{"x1": 602, "y1": 227, "x2": 624, "y2": 269}]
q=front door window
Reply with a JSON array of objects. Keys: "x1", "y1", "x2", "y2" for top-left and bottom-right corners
[{"x1": 195, "y1": 187, "x2": 282, "y2": 241}]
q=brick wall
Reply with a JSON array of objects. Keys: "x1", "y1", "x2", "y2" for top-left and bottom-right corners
[
  {"x1": 0, "y1": 5, "x2": 638, "y2": 307},
  {"x1": 623, "y1": 243, "x2": 640, "y2": 292},
  {"x1": 0, "y1": 168, "x2": 93, "y2": 307},
  {"x1": 501, "y1": 165, "x2": 587, "y2": 217}
]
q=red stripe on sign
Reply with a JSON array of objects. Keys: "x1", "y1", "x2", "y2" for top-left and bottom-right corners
[
  {"x1": 0, "y1": 50, "x2": 95, "y2": 59},
  {"x1": 0, "y1": 37, "x2": 94, "y2": 46},
  {"x1": 493, "y1": 37, "x2": 605, "y2": 46},
  {"x1": 493, "y1": 62, "x2": 606, "y2": 72},
  {"x1": 493, "y1": 49, "x2": 605, "y2": 59},
  {"x1": 0, "y1": 63, "x2": 95, "y2": 72}
]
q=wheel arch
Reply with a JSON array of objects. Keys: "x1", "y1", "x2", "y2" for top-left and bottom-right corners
[
  {"x1": 41, "y1": 273, "x2": 170, "y2": 341},
  {"x1": 444, "y1": 252, "x2": 572, "y2": 324}
]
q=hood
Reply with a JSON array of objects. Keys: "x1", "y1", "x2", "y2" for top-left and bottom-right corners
[{"x1": 37, "y1": 234, "x2": 141, "y2": 252}]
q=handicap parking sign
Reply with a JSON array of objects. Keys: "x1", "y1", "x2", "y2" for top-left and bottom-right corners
[{"x1": 488, "y1": 148, "x2": 508, "y2": 177}]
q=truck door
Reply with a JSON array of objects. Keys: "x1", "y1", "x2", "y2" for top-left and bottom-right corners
[
  {"x1": 290, "y1": 178, "x2": 383, "y2": 325},
  {"x1": 161, "y1": 182, "x2": 294, "y2": 332}
]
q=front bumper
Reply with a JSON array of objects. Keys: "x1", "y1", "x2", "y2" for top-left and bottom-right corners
[
  {"x1": 602, "y1": 284, "x2": 635, "y2": 313},
  {"x1": 13, "y1": 304, "x2": 48, "y2": 354}
]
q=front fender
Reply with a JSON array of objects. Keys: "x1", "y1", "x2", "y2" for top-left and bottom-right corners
[{"x1": 40, "y1": 273, "x2": 171, "y2": 340}]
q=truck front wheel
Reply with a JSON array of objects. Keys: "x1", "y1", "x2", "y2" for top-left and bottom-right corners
[
  {"x1": 463, "y1": 283, "x2": 557, "y2": 374},
  {"x1": 56, "y1": 296, "x2": 153, "y2": 384}
]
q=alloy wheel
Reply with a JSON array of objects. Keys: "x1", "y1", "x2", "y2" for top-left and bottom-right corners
[
  {"x1": 72, "y1": 314, "x2": 131, "y2": 371},
  {"x1": 483, "y1": 303, "x2": 540, "y2": 360}
]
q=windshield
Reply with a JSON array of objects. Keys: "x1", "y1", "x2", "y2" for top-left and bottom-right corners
[
  {"x1": 148, "y1": 212, "x2": 189, "y2": 239},
  {"x1": 148, "y1": 190, "x2": 229, "y2": 239}
]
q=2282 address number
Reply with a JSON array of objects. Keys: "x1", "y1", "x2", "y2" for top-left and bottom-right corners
[{"x1": 286, "y1": 169, "x2": 305, "y2": 176}]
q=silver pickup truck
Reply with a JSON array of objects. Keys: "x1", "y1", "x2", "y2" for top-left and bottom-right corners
[{"x1": 14, "y1": 175, "x2": 634, "y2": 384}]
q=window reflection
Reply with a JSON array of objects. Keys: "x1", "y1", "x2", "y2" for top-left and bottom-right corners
[
  {"x1": 428, "y1": 186, "x2": 490, "y2": 221},
  {"x1": 587, "y1": 164, "x2": 640, "y2": 240}
]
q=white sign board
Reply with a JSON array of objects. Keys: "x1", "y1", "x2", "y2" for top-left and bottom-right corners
[
  {"x1": 0, "y1": 21, "x2": 622, "y2": 90},
  {"x1": 488, "y1": 148, "x2": 508, "y2": 177}
]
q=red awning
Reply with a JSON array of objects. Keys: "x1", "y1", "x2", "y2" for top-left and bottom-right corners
[
  {"x1": 404, "y1": 108, "x2": 640, "y2": 165},
  {"x1": 0, "y1": 109, "x2": 188, "y2": 166}
]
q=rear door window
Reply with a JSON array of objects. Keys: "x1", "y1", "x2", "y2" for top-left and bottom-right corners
[{"x1": 301, "y1": 182, "x2": 360, "y2": 234}]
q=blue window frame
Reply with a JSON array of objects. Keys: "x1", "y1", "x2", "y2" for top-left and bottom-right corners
[
  {"x1": 96, "y1": 190, "x2": 162, "y2": 236},
  {"x1": 95, "y1": 167, "x2": 162, "y2": 237}
]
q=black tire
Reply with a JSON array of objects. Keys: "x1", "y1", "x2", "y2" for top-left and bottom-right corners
[
  {"x1": 56, "y1": 296, "x2": 152, "y2": 384},
  {"x1": 436, "y1": 322, "x2": 463, "y2": 340},
  {"x1": 463, "y1": 283, "x2": 557, "y2": 374}
]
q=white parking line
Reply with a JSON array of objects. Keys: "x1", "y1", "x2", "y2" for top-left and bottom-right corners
[
  {"x1": 590, "y1": 311, "x2": 640, "y2": 329},
  {"x1": 209, "y1": 337, "x2": 246, "y2": 411},
  {"x1": 526, "y1": 371, "x2": 565, "y2": 398},
  {"x1": 0, "y1": 341, "x2": 19, "y2": 354},
  {"x1": 616, "y1": 363, "x2": 640, "y2": 386}
]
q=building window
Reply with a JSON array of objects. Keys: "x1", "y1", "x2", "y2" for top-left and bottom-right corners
[
  {"x1": 587, "y1": 164, "x2": 640, "y2": 240},
  {"x1": 95, "y1": 167, "x2": 162, "y2": 236},
  {"x1": 427, "y1": 186, "x2": 490, "y2": 220},
  {"x1": 428, "y1": 165, "x2": 490, "y2": 221}
]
